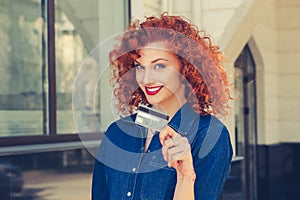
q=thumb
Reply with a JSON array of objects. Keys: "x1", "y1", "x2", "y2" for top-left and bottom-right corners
[{"x1": 159, "y1": 126, "x2": 175, "y2": 145}]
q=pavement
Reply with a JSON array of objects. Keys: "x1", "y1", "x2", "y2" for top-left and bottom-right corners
[
  {"x1": 9, "y1": 170, "x2": 92, "y2": 200},
  {"x1": 7, "y1": 169, "x2": 242, "y2": 200}
]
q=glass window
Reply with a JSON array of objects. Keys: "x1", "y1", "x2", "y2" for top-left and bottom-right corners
[
  {"x1": 0, "y1": 0, "x2": 129, "y2": 137},
  {"x1": 144, "y1": 0, "x2": 162, "y2": 16},
  {"x1": 55, "y1": 3, "x2": 88, "y2": 134},
  {"x1": 55, "y1": 0, "x2": 129, "y2": 134},
  {"x1": 0, "y1": 0, "x2": 46, "y2": 137}
]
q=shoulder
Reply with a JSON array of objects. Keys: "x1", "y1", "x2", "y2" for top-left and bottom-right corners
[
  {"x1": 193, "y1": 116, "x2": 233, "y2": 200},
  {"x1": 106, "y1": 113, "x2": 136, "y2": 130},
  {"x1": 104, "y1": 113, "x2": 139, "y2": 138},
  {"x1": 196, "y1": 114, "x2": 230, "y2": 139},
  {"x1": 197, "y1": 114, "x2": 225, "y2": 129},
  {"x1": 193, "y1": 114, "x2": 232, "y2": 158}
]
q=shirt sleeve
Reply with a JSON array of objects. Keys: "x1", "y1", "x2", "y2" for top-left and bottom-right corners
[
  {"x1": 91, "y1": 121, "x2": 120, "y2": 200},
  {"x1": 92, "y1": 154, "x2": 109, "y2": 200},
  {"x1": 193, "y1": 125, "x2": 233, "y2": 200},
  {"x1": 92, "y1": 126, "x2": 113, "y2": 200}
]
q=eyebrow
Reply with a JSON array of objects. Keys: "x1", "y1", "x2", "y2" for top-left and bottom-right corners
[
  {"x1": 134, "y1": 58, "x2": 169, "y2": 64},
  {"x1": 151, "y1": 58, "x2": 169, "y2": 63}
]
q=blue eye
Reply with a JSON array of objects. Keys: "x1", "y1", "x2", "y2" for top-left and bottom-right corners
[
  {"x1": 134, "y1": 63, "x2": 144, "y2": 70},
  {"x1": 154, "y1": 64, "x2": 166, "y2": 69}
]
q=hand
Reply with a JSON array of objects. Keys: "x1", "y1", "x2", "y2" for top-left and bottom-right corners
[{"x1": 159, "y1": 126, "x2": 195, "y2": 177}]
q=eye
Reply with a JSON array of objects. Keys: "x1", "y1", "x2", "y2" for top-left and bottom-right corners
[
  {"x1": 154, "y1": 64, "x2": 166, "y2": 69},
  {"x1": 134, "y1": 63, "x2": 144, "y2": 70}
]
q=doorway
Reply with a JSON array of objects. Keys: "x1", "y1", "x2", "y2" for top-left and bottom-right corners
[{"x1": 234, "y1": 44, "x2": 258, "y2": 200}]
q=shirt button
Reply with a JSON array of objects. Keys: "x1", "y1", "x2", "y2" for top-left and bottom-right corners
[
  {"x1": 132, "y1": 167, "x2": 136, "y2": 172},
  {"x1": 127, "y1": 192, "x2": 132, "y2": 197}
]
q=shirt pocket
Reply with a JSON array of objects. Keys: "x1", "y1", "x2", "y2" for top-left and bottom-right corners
[{"x1": 140, "y1": 167, "x2": 176, "y2": 200}]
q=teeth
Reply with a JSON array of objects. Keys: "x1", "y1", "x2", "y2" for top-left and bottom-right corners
[{"x1": 147, "y1": 86, "x2": 161, "y2": 92}]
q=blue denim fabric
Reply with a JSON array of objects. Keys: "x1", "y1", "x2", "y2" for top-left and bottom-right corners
[{"x1": 92, "y1": 103, "x2": 233, "y2": 200}]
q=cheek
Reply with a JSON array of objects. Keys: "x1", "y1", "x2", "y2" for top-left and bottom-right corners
[
  {"x1": 135, "y1": 72, "x2": 143, "y2": 84},
  {"x1": 163, "y1": 72, "x2": 182, "y2": 85}
]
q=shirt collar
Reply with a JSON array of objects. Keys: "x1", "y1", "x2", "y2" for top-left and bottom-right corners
[{"x1": 118, "y1": 102, "x2": 200, "y2": 136}]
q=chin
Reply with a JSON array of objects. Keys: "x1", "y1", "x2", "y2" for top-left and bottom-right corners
[
  {"x1": 145, "y1": 98, "x2": 161, "y2": 106},
  {"x1": 146, "y1": 101, "x2": 159, "y2": 106}
]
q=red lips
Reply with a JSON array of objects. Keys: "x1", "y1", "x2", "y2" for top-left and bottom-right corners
[{"x1": 145, "y1": 86, "x2": 163, "y2": 95}]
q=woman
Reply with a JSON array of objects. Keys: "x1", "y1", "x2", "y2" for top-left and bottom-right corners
[{"x1": 92, "y1": 13, "x2": 233, "y2": 200}]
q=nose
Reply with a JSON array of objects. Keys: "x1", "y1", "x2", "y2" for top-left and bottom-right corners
[{"x1": 138, "y1": 69, "x2": 155, "y2": 85}]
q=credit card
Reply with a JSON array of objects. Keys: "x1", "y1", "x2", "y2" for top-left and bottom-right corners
[{"x1": 135, "y1": 105, "x2": 169, "y2": 132}]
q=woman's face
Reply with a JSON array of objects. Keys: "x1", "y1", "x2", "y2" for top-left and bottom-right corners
[{"x1": 135, "y1": 42, "x2": 186, "y2": 109}]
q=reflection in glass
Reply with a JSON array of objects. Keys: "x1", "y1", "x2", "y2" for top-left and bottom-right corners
[
  {"x1": 221, "y1": 44, "x2": 258, "y2": 200},
  {"x1": 55, "y1": 3, "x2": 88, "y2": 133},
  {"x1": 55, "y1": 0, "x2": 128, "y2": 134},
  {"x1": 0, "y1": 0, "x2": 45, "y2": 136}
]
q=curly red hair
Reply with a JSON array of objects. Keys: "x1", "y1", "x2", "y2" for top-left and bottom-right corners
[{"x1": 109, "y1": 13, "x2": 231, "y2": 117}]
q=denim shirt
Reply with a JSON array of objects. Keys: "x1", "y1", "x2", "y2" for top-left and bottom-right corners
[{"x1": 92, "y1": 103, "x2": 233, "y2": 200}]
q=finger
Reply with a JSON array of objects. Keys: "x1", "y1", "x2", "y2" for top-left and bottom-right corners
[
  {"x1": 159, "y1": 126, "x2": 176, "y2": 145},
  {"x1": 168, "y1": 160, "x2": 182, "y2": 168},
  {"x1": 165, "y1": 138, "x2": 173, "y2": 146},
  {"x1": 162, "y1": 138, "x2": 176, "y2": 162},
  {"x1": 167, "y1": 145, "x2": 190, "y2": 164},
  {"x1": 166, "y1": 142, "x2": 190, "y2": 163},
  {"x1": 161, "y1": 136, "x2": 179, "y2": 160},
  {"x1": 163, "y1": 138, "x2": 190, "y2": 164},
  {"x1": 168, "y1": 161, "x2": 176, "y2": 168},
  {"x1": 165, "y1": 136, "x2": 189, "y2": 153},
  {"x1": 161, "y1": 138, "x2": 172, "y2": 161},
  {"x1": 165, "y1": 138, "x2": 179, "y2": 152}
]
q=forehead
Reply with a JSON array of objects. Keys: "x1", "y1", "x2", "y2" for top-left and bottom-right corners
[{"x1": 136, "y1": 42, "x2": 178, "y2": 62}]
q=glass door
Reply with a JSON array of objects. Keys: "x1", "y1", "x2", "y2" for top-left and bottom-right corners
[
  {"x1": 234, "y1": 44, "x2": 258, "y2": 200},
  {"x1": 221, "y1": 44, "x2": 258, "y2": 200}
]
